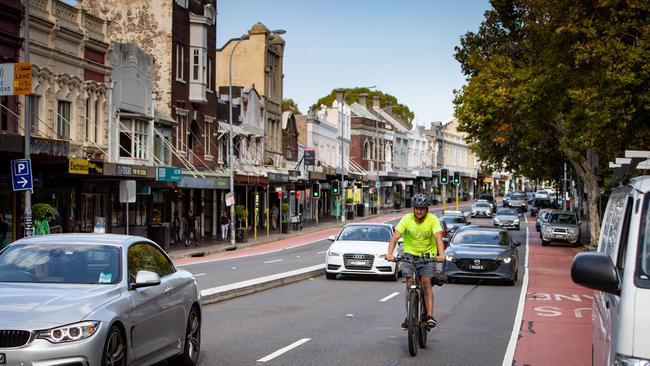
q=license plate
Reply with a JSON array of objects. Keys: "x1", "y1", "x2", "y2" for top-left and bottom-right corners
[
  {"x1": 469, "y1": 265, "x2": 484, "y2": 270},
  {"x1": 0, "y1": 353, "x2": 5, "y2": 364},
  {"x1": 554, "y1": 234, "x2": 565, "y2": 238},
  {"x1": 350, "y1": 261, "x2": 367, "y2": 266}
]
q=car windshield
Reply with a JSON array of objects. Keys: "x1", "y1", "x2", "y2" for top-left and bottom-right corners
[
  {"x1": 497, "y1": 209, "x2": 517, "y2": 216},
  {"x1": 548, "y1": 213, "x2": 577, "y2": 225},
  {"x1": 0, "y1": 244, "x2": 121, "y2": 284},
  {"x1": 452, "y1": 229, "x2": 509, "y2": 246},
  {"x1": 479, "y1": 195, "x2": 494, "y2": 202},
  {"x1": 511, "y1": 194, "x2": 526, "y2": 200},
  {"x1": 442, "y1": 216, "x2": 465, "y2": 224},
  {"x1": 338, "y1": 226, "x2": 392, "y2": 242},
  {"x1": 476, "y1": 203, "x2": 490, "y2": 208}
]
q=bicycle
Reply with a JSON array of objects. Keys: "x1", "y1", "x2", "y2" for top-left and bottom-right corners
[
  {"x1": 291, "y1": 214, "x2": 303, "y2": 231},
  {"x1": 392, "y1": 254, "x2": 445, "y2": 356}
]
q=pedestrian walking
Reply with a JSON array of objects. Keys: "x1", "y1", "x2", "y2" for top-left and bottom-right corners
[
  {"x1": 270, "y1": 204, "x2": 279, "y2": 230},
  {"x1": 170, "y1": 211, "x2": 181, "y2": 245},
  {"x1": 220, "y1": 211, "x2": 230, "y2": 241},
  {"x1": 186, "y1": 209, "x2": 198, "y2": 246}
]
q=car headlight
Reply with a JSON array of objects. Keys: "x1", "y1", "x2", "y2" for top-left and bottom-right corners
[
  {"x1": 613, "y1": 353, "x2": 650, "y2": 366},
  {"x1": 494, "y1": 218, "x2": 500, "y2": 224},
  {"x1": 513, "y1": 219, "x2": 520, "y2": 224},
  {"x1": 445, "y1": 255, "x2": 454, "y2": 262},
  {"x1": 328, "y1": 251, "x2": 340, "y2": 257},
  {"x1": 543, "y1": 227, "x2": 553, "y2": 235},
  {"x1": 36, "y1": 321, "x2": 100, "y2": 343},
  {"x1": 567, "y1": 228, "x2": 577, "y2": 234},
  {"x1": 501, "y1": 257, "x2": 512, "y2": 264}
]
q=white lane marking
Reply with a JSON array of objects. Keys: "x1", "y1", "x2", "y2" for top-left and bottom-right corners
[
  {"x1": 192, "y1": 273, "x2": 207, "y2": 277},
  {"x1": 317, "y1": 250, "x2": 327, "y2": 255},
  {"x1": 201, "y1": 264, "x2": 324, "y2": 297},
  {"x1": 501, "y1": 227, "x2": 530, "y2": 366},
  {"x1": 380, "y1": 292, "x2": 400, "y2": 302},
  {"x1": 257, "y1": 338, "x2": 311, "y2": 363},
  {"x1": 177, "y1": 239, "x2": 325, "y2": 267},
  {"x1": 264, "y1": 259, "x2": 284, "y2": 264},
  {"x1": 524, "y1": 213, "x2": 528, "y2": 224}
]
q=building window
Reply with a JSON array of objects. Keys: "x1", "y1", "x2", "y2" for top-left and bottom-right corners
[
  {"x1": 192, "y1": 49, "x2": 199, "y2": 81},
  {"x1": 202, "y1": 50, "x2": 207, "y2": 84},
  {"x1": 176, "y1": 44, "x2": 184, "y2": 81},
  {"x1": 30, "y1": 95, "x2": 39, "y2": 133},
  {"x1": 175, "y1": 112, "x2": 187, "y2": 152},
  {"x1": 119, "y1": 119, "x2": 148, "y2": 160},
  {"x1": 85, "y1": 97, "x2": 90, "y2": 140},
  {"x1": 94, "y1": 99, "x2": 99, "y2": 143},
  {"x1": 57, "y1": 100, "x2": 71, "y2": 139}
]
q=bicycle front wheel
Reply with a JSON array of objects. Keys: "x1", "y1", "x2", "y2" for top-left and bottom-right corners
[
  {"x1": 419, "y1": 298, "x2": 428, "y2": 348},
  {"x1": 407, "y1": 290, "x2": 419, "y2": 357}
]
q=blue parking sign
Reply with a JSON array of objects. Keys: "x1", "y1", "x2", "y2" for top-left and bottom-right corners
[{"x1": 11, "y1": 159, "x2": 33, "y2": 191}]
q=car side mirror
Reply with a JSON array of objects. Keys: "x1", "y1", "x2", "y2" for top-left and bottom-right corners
[
  {"x1": 571, "y1": 252, "x2": 621, "y2": 296},
  {"x1": 131, "y1": 270, "x2": 161, "y2": 289},
  {"x1": 328, "y1": 235, "x2": 336, "y2": 242}
]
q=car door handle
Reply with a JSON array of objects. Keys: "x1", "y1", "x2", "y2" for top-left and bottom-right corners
[{"x1": 165, "y1": 287, "x2": 174, "y2": 294}]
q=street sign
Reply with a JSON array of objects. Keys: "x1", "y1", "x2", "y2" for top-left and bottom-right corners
[
  {"x1": 119, "y1": 180, "x2": 136, "y2": 203},
  {"x1": 304, "y1": 148, "x2": 316, "y2": 166},
  {"x1": 11, "y1": 159, "x2": 33, "y2": 191}
]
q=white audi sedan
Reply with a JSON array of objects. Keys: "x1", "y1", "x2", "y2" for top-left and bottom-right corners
[
  {"x1": 325, "y1": 223, "x2": 402, "y2": 281},
  {"x1": 0, "y1": 234, "x2": 201, "y2": 366}
]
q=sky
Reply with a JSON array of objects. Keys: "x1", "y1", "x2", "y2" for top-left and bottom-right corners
[{"x1": 217, "y1": 0, "x2": 492, "y2": 126}]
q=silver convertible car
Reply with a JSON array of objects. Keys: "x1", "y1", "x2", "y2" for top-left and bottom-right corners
[{"x1": 0, "y1": 234, "x2": 201, "y2": 366}]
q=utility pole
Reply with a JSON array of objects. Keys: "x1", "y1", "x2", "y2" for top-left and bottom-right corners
[{"x1": 23, "y1": 0, "x2": 33, "y2": 237}]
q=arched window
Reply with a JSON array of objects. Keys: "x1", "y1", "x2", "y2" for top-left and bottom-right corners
[{"x1": 363, "y1": 140, "x2": 370, "y2": 159}]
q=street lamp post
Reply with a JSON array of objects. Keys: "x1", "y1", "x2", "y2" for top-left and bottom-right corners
[{"x1": 228, "y1": 29, "x2": 285, "y2": 246}]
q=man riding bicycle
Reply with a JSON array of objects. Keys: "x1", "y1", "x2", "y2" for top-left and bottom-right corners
[{"x1": 387, "y1": 193, "x2": 445, "y2": 330}]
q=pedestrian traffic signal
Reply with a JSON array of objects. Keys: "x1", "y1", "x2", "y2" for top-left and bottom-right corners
[
  {"x1": 440, "y1": 169, "x2": 448, "y2": 185},
  {"x1": 453, "y1": 171, "x2": 460, "y2": 185},
  {"x1": 312, "y1": 182, "x2": 321, "y2": 198}
]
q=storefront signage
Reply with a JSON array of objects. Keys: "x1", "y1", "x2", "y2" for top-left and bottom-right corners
[
  {"x1": 267, "y1": 172, "x2": 289, "y2": 182},
  {"x1": 117, "y1": 164, "x2": 148, "y2": 177},
  {"x1": 304, "y1": 148, "x2": 315, "y2": 166},
  {"x1": 69, "y1": 159, "x2": 103, "y2": 175},
  {"x1": 137, "y1": 186, "x2": 151, "y2": 195},
  {"x1": 156, "y1": 166, "x2": 182, "y2": 182}
]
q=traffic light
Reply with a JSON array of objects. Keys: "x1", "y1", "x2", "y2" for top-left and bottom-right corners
[
  {"x1": 312, "y1": 182, "x2": 321, "y2": 198},
  {"x1": 453, "y1": 171, "x2": 460, "y2": 185},
  {"x1": 332, "y1": 180, "x2": 340, "y2": 195},
  {"x1": 440, "y1": 168, "x2": 448, "y2": 185}
]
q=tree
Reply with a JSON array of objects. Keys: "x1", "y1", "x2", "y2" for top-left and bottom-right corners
[
  {"x1": 454, "y1": 0, "x2": 650, "y2": 246},
  {"x1": 282, "y1": 99, "x2": 302, "y2": 115},
  {"x1": 311, "y1": 88, "x2": 415, "y2": 129}
]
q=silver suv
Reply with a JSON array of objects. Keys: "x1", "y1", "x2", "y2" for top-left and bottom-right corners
[
  {"x1": 509, "y1": 192, "x2": 528, "y2": 212},
  {"x1": 540, "y1": 211, "x2": 581, "y2": 247}
]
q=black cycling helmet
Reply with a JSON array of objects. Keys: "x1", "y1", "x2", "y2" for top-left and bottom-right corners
[{"x1": 411, "y1": 193, "x2": 430, "y2": 208}]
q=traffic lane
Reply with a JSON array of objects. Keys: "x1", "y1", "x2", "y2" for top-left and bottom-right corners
[
  {"x1": 180, "y1": 217, "x2": 404, "y2": 290},
  {"x1": 193, "y1": 266, "x2": 523, "y2": 365}
]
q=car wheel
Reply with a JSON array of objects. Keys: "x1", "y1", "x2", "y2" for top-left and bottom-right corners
[
  {"x1": 170, "y1": 305, "x2": 201, "y2": 366},
  {"x1": 325, "y1": 272, "x2": 337, "y2": 280},
  {"x1": 389, "y1": 268, "x2": 399, "y2": 282},
  {"x1": 102, "y1": 325, "x2": 127, "y2": 366},
  {"x1": 541, "y1": 239, "x2": 549, "y2": 246}
]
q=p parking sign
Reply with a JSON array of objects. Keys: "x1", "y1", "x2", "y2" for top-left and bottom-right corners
[{"x1": 11, "y1": 159, "x2": 33, "y2": 191}]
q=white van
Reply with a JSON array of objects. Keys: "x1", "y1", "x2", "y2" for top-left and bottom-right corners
[{"x1": 571, "y1": 176, "x2": 650, "y2": 365}]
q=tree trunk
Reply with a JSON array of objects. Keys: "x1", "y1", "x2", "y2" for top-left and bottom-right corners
[{"x1": 566, "y1": 149, "x2": 600, "y2": 248}]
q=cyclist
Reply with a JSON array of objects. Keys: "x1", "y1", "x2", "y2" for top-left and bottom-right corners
[{"x1": 387, "y1": 193, "x2": 445, "y2": 330}]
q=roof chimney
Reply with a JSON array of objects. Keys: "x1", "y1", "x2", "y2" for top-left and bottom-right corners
[
  {"x1": 385, "y1": 101, "x2": 392, "y2": 114},
  {"x1": 358, "y1": 93, "x2": 368, "y2": 107},
  {"x1": 373, "y1": 96, "x2": 381, "y2": 109},
  {"x1": 335, "y1": 89, "x2": 345, "y2": 105}
]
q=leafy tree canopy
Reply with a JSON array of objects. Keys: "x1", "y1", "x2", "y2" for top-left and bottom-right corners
[
  {"x1": 311, "y1": 88, "x2": 414, "y2": 128},
  {"x1": 281, "y1": 99, "x2": 302, "y2": 115},
  {"x1": 453, "y1": 0, "x2": 650, "y2": 244}
]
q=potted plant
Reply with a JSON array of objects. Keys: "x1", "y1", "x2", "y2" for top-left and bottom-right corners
[
  {"x1": 235, "y1": 205, "x2": 248, "y2": 242},
  {"x1": 32, "y1": 203, "x2": 54, "y2": 235},
  {"x1": 280, "y1": 203, "x2": 290, "y2": 233},
  {"x1": 394, "y1": 191, "x2": 402, "y2": 209}
]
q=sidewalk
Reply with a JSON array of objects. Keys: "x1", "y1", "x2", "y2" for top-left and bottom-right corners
[{"x1": 166, "y1": 201, "x2": 474, "y2": 260}]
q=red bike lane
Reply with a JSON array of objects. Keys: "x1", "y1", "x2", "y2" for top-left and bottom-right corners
[{"x1": 511, "y1": 225, "x2": 593, "y2": 366}]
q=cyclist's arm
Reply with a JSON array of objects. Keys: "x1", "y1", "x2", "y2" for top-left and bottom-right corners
[
  {"x1": 386, "y1": 230, "x2": 402, "y2": 262},
  {"x1": 434, "y1": 231, "x2": 445, "y2": 261}
]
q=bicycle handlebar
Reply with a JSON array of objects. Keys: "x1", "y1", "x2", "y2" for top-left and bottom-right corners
[{"x1": 391, "y1": 255, "x2": 444, "y2": 264}]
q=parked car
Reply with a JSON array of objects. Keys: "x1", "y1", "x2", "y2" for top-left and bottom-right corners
[
  {"x1": 325, "y1": 223, "x2": 401, "y2": 281},
  {"x1": 471, "y1": 202, "x2": 493, "y2": 217},
  {"x1": 441, "y1": 214, "x2": 471, "y2": 240},
  {"x1": 508, "y1": 192, "x2": 528, "y2": 212},
  {"x1": 444, "y1": 225, "x2": 520, "y2": 285},
  {"x1": 0, "y1": 234, "x2": 202, "y2": 366},
  {"x1": 540, "y1": 211, "x2": 581, "y2": 246},
  {"x1": 493, "y1": 208, "x2": 520, "y2": 230},
  {"x1": 535, "y1": 209, "x2": 554, "y2": 232},
  {"x1": 571, "y1": 175, "x2": 650, "y2": 366}
]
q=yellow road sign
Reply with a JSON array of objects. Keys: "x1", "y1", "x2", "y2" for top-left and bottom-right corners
[{"x1": 13, "y1": 62, "x2": 32, "y2": 95}]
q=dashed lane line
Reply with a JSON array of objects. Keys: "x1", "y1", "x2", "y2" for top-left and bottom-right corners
[
  {"x1": 257, "y1": 338, "x2": 311, "y2": 363},
  {"x1": 263, "y1": 259, "x2": 284, "y2": 264},
  {"x1": 380, "y1": 292, "x2": 400, "y2": 302}
]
